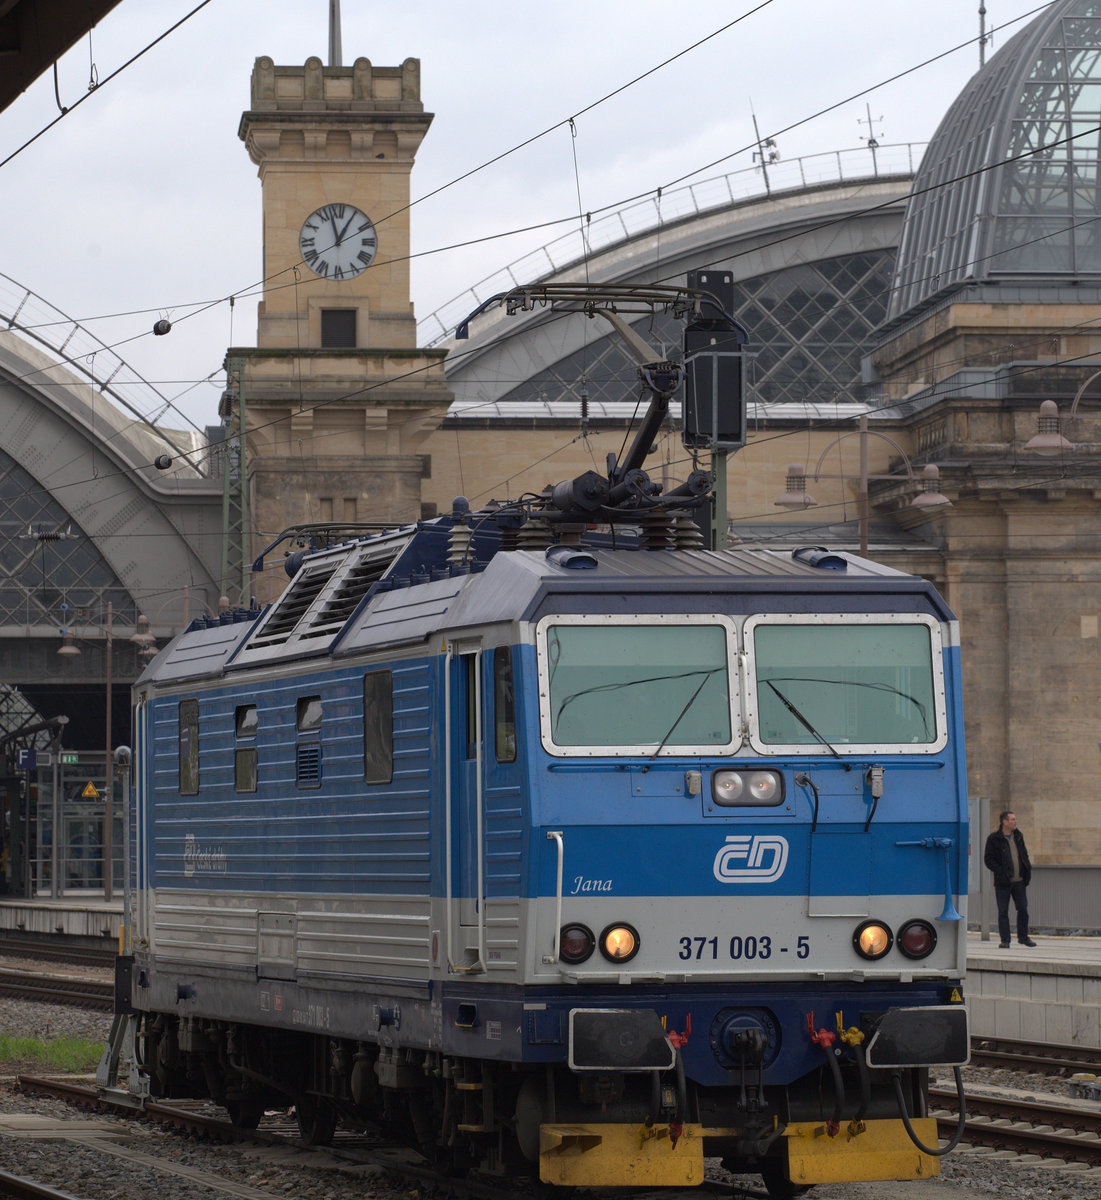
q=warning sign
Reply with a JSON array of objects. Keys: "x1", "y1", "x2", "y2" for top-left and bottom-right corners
[{"x1": 81, "y1": 781, "x2": 100, "y2": 799}]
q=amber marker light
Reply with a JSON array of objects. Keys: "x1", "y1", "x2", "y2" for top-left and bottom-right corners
[
  {"x1": 853, "y1": 920, "x2": 893, "y2": 960},
  {"x1": 600, "y1": 923, "x2": 640, "y2": 963}
]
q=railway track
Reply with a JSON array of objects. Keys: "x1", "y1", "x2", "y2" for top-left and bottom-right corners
[
  {"x1": 0, "y1": 966, "x2": 114, "y2": 1010},
  {"x1": 19, "y1": 1071, "x2": 1101, "y2": 1191},
  {"x1": 969, "y1": 1034, "x2": 1101, "y2": 1076},
  {"x1": 932, "y1": 1085, "x2": 1101, "y2": 1167},
  {"x1": 14, "y1": 1077, "x2": 753, "y2": 1200},
  {"x1": 0, "y1": 937, "x2": 117, "y2": 969},
  {"x1": 0, "y1": 1168, "x2": 85, "y2": 1200}
]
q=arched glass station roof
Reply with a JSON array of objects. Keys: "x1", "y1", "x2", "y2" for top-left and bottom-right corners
[
  {"x1": 487, "y1": 250, "x2": 896, "y2": 410},
  {"x1": 890, "y1": 0, "x2": 1101, "y2": 319}
]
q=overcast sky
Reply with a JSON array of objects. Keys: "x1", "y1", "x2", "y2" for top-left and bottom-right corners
[{"x1": 0, "y1": 0, "x2": 1046, "y2": 432}]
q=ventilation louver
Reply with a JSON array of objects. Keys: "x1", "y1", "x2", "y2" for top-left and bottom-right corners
[
  {"x1": 229, "y1": 532, "x2": 411, "y2": 667},
  {"x1": 248, "y1": 564, "x2": 337, "y2": 649},
  {"x1": 296, "y1": 743, "x2": 321, "y2": 787}
]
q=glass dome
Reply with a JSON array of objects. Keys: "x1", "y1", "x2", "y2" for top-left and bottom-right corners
[{"x1": 889, "y1": 0, "x2": 1101, "y2": 320}]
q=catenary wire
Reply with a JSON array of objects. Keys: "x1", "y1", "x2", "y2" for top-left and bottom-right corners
[
  {"x1": 3, "y1": 6, "x2": 1094, "y2": 515},
  {"x1": 0, "y1": 1, "x2": 216, "y2": 172},
  {"x1": 2, "y1": 3, "x2": 1044, "y2": 401}
]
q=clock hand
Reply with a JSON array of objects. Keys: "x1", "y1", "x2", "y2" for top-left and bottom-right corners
[{"x1": 334, "y1": 213, "x2": 356, "y2": 246}]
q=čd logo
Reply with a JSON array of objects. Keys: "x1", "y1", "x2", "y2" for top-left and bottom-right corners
[{"x1": 713, "y1": 835, "x2": 789, "y2": 884}]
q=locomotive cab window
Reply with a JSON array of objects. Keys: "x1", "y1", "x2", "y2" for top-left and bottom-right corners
[
  {"x1": 462, "y1": 653, "x2": 478, "y2": 760},
  {"x1": 535, "y1": 615, "x2": 738, "y2": 757},
  {"x1": 745, "y1": 614, "x2": 948, "y2": 755},
  {"x1": 494, "y1": 646, "x2": 516, "y2": 763}
]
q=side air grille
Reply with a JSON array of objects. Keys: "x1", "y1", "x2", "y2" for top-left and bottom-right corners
[{"x1": 296, "y1": 743, "x2": 321, "y2": 787}]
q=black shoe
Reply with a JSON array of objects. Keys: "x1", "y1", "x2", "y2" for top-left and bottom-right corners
[
  {"x1": 1019, "y1": 938, "x2": 1037, "y2": 947},
  {"x1": 998, "y1": 941, "x2": 1010, "y2": 948}
]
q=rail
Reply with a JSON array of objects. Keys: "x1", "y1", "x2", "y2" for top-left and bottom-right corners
[
  {"x1": 417, "y1": 142, "x2": 925, "y2": 346},
  {"x1": 933, "y1": 1107, "x2": 1101, "y2": 1167},
  {"x1": 968, "y1": 1034, "x2": 1101, "y2": 1075},
  {"x1": 0, "y1": 1167, "x2": 86, "y2": 1200},
  {"x1": 0, "y1": 966, "x2": 113, "y2": 1010}
]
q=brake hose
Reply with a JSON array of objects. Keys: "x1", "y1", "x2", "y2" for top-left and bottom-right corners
[
  {"x1": 822, "y1": 1043, "x2": 844, "y2": 1133},
  {"x1": 852, "y1": 1041, "x2": 871, "y2": 1128},
  {"x1": 808, "y1": 1019, "x2": 844, "y2": 1135},
  {"x1": 674, "y1": 1046, "x2": 688, "y2": 1123},
  {"x1": 892, "y1": 1066, "x2": 967, "y2": 1155}
]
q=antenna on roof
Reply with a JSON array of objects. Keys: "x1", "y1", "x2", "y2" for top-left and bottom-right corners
[
  {"x1": 858, "y1": 103, "x2": 883, "y2": 175},
  {"x1": 750, "y1": 107, "x2": 779, "y2": 196},
  {"x1": 328, "y1": 0, "x2": 343, "y2": 68},
  {"x1": 979, "y1": 4, "x2": 992, "y2": 68}
]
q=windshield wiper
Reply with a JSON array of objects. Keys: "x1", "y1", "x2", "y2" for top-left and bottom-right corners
[
  {"x1": 644, "y1": 668, "x2": 724, "y2": 767},
  {"x1": 764, "y1": 680, "x2": 842, "y2": 759},
  {"x1": 554, "y1": 668, "x2": 718, "y2": 731},
  {"x1": 766, "y1": 675, "x2": 931, "y2": 739}
]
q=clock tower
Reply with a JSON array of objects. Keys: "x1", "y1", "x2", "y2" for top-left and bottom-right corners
[{"x1": 227, "y1": 53, "x2": 451, "y2": 601}]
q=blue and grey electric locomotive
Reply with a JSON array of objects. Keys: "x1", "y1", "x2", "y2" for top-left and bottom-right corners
[{"x1": 124, "y1": 288, "x2": 968, "y2": 1198}]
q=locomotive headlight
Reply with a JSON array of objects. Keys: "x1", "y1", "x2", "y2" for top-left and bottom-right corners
[
  {"x1": 713, "y1": 771, "x2": 744, "y2": 803},
  {"x1": 747, "y1": 771, "x2": 782, "y2": 802},
  {"x1": 559, "y1": 923, "x2": 595, "y2": 964},
  {"x1": 898, "y1": 919, "x2": 937, "y2": 959},
  {"x1": 853, "y1": 920, "x2": 893, "y2": 960},
  {"x1": 712, "y1": 770, "x2": 782, "y2": 806},
  {"x1": 600, "y1": 923, "x2": 640, "y2": 963}
]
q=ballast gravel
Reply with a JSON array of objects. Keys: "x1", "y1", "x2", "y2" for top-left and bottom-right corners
[{"x1": 0, "y1": 995, "x2": 1099, "y2": 1199}]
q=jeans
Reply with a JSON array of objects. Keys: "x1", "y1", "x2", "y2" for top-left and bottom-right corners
[{"x1": 995, "y1": 880, "x2": 1029, "y2": 942}]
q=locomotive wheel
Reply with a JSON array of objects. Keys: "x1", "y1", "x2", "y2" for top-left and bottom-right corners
[
  {"x1": 226, "y1": 1097, "x2": 265, "y2": 1130},
  {"x1": 758, "y1": 1160, "x2": 813, "y2": 1199},
  {"x1": 295, "y1": 1095, "x2": 337, "y2": 1146}
]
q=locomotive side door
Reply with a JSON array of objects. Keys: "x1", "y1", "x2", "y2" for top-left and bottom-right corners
[{"x1": 445, "y1": 640, "x2": 485, "y2": 972}]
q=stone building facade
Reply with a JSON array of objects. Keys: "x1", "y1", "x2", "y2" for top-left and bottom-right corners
[
  {"x1": 229, "y1": 55, "x2": 451, "y2": 602},
  {"x1": 226, "y1": 4, "x2": 1101, "y2": 868}
]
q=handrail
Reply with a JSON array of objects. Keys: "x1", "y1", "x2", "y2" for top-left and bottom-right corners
[
  {"x1": 418, "y1": 142, "x2": 925, "y2": 347},
  {"x1": 543, "y1": 830, "x2": 564, "y2": 965},
  {"x1": 444, "y1": 640, "x2": 486, "y2": 974}
]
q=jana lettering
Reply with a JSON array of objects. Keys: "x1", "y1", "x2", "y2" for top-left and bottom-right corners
[{"x1": 570, "y1": 875, "x2": 613, "y2": 895}]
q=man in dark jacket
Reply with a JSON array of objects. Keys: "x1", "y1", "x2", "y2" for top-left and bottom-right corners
[{"x1": 983, "y1": 811, "x2": 1036, "y2": 948}]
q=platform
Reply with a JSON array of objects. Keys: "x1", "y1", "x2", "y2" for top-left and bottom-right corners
[
  {"x1": 965, "y1": 930, "x2": 1101, "y2": 1045},
  {"x1": 0, "y1": 893, "x2": 124, "y2": 946}
]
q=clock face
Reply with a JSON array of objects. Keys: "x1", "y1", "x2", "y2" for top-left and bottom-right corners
[{"x1": 299, "y1": 203, "x2": 378, "y2": 280}]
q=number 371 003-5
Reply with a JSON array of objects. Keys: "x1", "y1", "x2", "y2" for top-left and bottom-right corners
[{"x1": 677, "y1": 935, "x2": 810, "y2": 960}]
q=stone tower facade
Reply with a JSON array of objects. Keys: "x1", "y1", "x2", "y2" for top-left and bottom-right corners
[
  {"x1": 228, "y1": 55, "x2": 451, "y2": 601},
  {"x1": 866, "y1": 309, "x2": 1101, "y2": 866}
]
